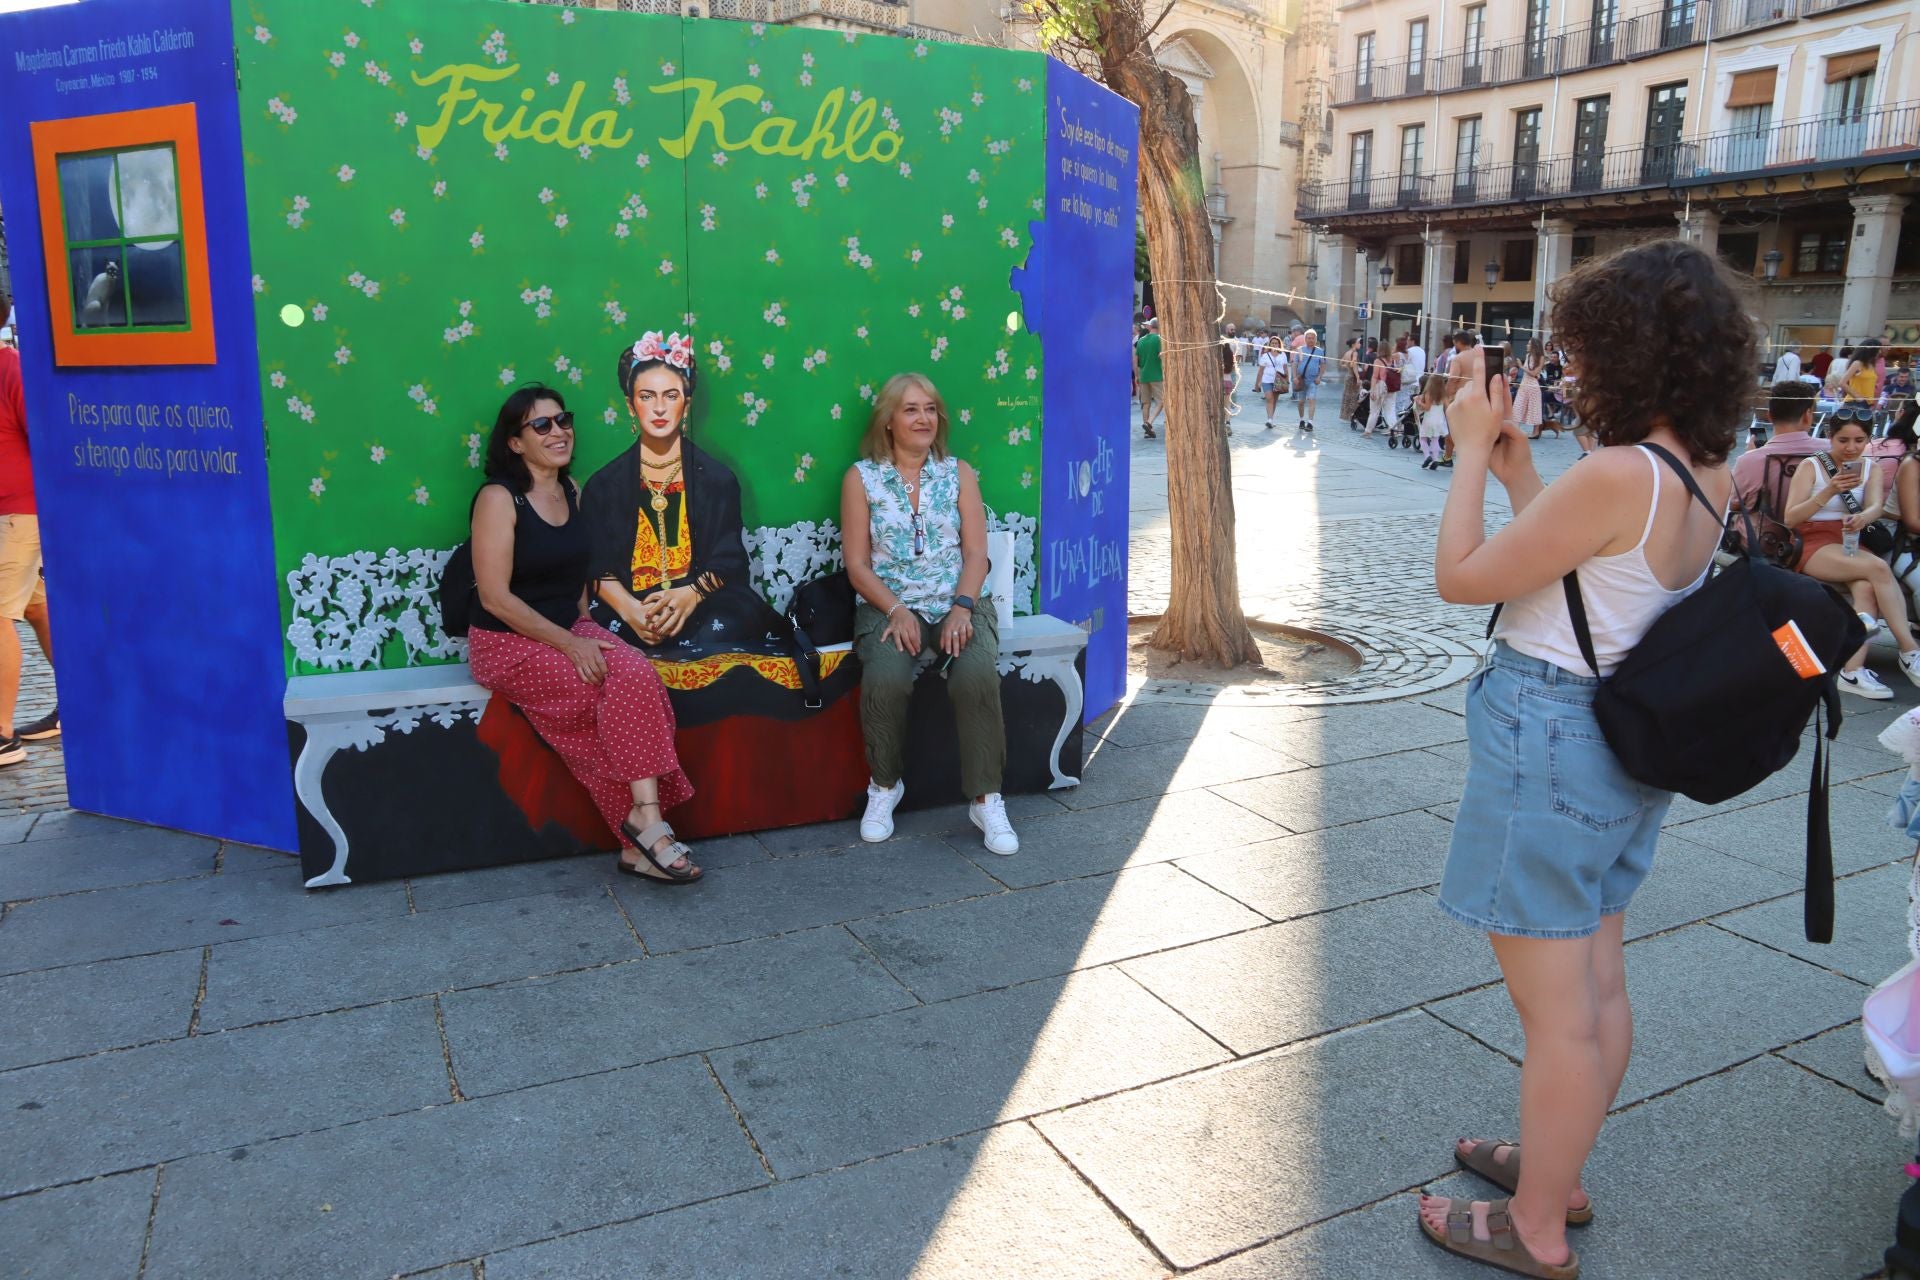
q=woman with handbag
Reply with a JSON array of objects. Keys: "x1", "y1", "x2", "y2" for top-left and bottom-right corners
[
  {"x1": 465, "y1": 384, "x2": 700, "y2": 885},
  {"x1": 1781, "y1": 410, "x2": 1920, "y2": 699},
  {"x1": 838, "y1": 372, "x2": 1017, "y2": 857},
  {"x1": 1418, "y1": 242, "x2": 1751, "y2": 1278}
]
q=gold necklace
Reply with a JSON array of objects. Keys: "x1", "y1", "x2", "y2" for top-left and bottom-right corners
[{"x1": 642, "y1": 457, "x2": 682, "y2": 514}]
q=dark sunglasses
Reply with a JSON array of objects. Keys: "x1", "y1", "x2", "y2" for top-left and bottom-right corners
[
  {"x1": 1829, "y1": 406, "x2": 1874, "y2": 424},
  {"x1": 522, "y1": 412, "x2": 575, "y2": 435}
]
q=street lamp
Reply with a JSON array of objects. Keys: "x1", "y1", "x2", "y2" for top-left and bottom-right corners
[
  {"x1": 1378, "y1": 260, "x2": 1395, "y2": 289},
  {"x1": 1763, "y1": 248, "x2": 1782, "y2": 281},
  {"x1": 1484, "y1": 259, "x2": 1500, "y2": 288}
]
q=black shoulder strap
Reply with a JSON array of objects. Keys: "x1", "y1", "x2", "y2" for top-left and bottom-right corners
[
  {"x1": 1804, "y1": 693, "x2": 1838, "y2": 944},
  {"x1": 1637, "y1": 442, "x2": 1722, "y2": 523}
]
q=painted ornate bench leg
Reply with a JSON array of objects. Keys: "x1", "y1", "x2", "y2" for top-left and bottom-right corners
[
  {"x1": 293, "y1": 725, "x2": 353, "y2": 888},
  {"x1": 1033, "y1": 651, "x2": 1084, "y2": 789}
]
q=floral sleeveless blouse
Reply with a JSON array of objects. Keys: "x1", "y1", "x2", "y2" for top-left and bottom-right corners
[{"x1": 856, "y1": 455, "x2": 963, "y2": 618}]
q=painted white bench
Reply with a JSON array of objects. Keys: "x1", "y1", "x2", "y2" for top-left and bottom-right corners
[{"x1": 284, "y1": 612, "x2": 1086, "y2": 889}]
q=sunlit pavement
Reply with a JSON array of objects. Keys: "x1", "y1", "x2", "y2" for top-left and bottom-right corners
[{"x1": 0, "y1": 388, "x2": 1910, "y2": 1277}]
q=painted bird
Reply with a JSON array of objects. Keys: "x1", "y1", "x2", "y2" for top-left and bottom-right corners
[{"x1": 80, "y1": 260, "x2": 120, "y2": 327}]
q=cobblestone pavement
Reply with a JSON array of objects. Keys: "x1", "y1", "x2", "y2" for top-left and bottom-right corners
[
  {"x1": 1, "y1": 623, "x2": 61, "y2": 815},
  {"x1": 0, "y1": 388, "x2": 1913, "y2": 1278}
]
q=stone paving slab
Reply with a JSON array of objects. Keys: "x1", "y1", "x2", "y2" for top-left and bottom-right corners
[
  {"x1": 0, "y1": 947, "x2": 202, "y2": 1071},
  {"x1": 0, "y1": 998, "x2": 449, "y2": 1197},
  {"x1": 1613, "y1": 834, "x2": 1801, "y2": 941},
  {"x1": 196, "y1": 887, "x2": 644, "y2": 1030},
  {"x1": 1777, "y1": 1020, "x2": 1878, "y2": 1098},
  {"x1": 752, "y1": 793, "x2": 1070, "y2": 858},
  {"x1": 485, "y1": 1124, "x2": 1166, "y2": 1280},
  {"x1": 0, "y1": 813, "x2": 36, "y2": 843},
  {"x1": 1058, "y1": 733, "x2": 1307, "y2": 811},
  {"x1": 615, "y1": 837, "x2": 1004, "y2": 953},
  {"x1": 950, "y1": 788, "x2": 1286, "y2": 888},
  {"x1": 1209, "y1": 749, "x2": 1467, "y2": 836},
  {"x1": 141, "y1": 1058, "x2": 768, "y2": 1280},
  {"x1": 0, "y1": 866, "x2": 408, "y2": 976},
  {"x1": 0, "y1": 1169, "x2": 156, "y2": 1280},
  {"x1": 713, "y1": 967, "x2": 1229, "y2": 1178},
  {"x1": 404, "y1": 853, "x2": 622, "y2": 913},
  {"x1": 1228, "y1": 701, "x2": 1469, "y2": 768},
  {"x1": 1181, "y1": 1172, "x2": 1490, "y2": 1279},
  {"x1": 1173, "y1": 811, "x2": 1454, "y2": 922},
  {"x1": 1664, "y1": 783, "x2": 1906, "y2": 879},
  {"x1": 846, "y1": 862, "x2": 1267, "y2": 1002},
  {"x1": 438, "y1": 927, "x2": 916, "y2": 1098},
  {"x1": 1426, "y1": 924, "x2": 1866, "y2": 1107},
  {"x1": 1714, "y1": 863, "x2": 1913, "y2": 985},
  {"x1": 1090, "y1": 699, "x2": 1326, "y2": 750},
  {"x1": 1122, "y1": 891, "x2": 1501, "y2": 1056},
  {"x1": 0, "y1": 826, "x2": 219, "y2": 902},
  {"x1": 1034, "y1": 1013, "x2": 1515, "y2": 1269}
]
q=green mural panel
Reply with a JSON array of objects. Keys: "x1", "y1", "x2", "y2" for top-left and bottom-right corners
[{"x1": 236, "y1": 0, "x2": 1047, "y2": 673}]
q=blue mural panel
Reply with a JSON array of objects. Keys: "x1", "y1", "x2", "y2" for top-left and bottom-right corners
[
  {"x1": 1038, "y1": 61, "x2": 1136, "y2": 721},
  {"x1": 0, "y1": 0, "x2": 295, "y2": 847}
]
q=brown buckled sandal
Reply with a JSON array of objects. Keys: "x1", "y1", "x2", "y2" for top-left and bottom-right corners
[
  {"x1": 1419, "y1": 1197, "x2": 1580, "y2": 1278},
  {"x1": 617, "y1": 820, "x2": 702, "y2": 886},
  {"x1": 1455, "y1": 1140, "x2": 1594, "y2": 1226}
]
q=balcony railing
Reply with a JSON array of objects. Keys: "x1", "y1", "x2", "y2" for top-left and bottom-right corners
[
  {"x1": 1677, "y1": 99, "x2": 1920, "y2": 180},
  {"x1": 1329, "y1": 0, "x2": 1798, "y2": 105},
  {"x1": 1300, "y1": 102, "x2": 1920, "y2": 219}
]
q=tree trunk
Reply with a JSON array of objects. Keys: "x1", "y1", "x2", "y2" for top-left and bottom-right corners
[{"x1": 1088, "y1": 7, "x2": 1259, "y2": 668}]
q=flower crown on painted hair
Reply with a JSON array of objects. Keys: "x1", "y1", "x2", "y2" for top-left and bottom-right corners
[{"x1": 632, "y1": 330, "x2": 695, "y2": 371}]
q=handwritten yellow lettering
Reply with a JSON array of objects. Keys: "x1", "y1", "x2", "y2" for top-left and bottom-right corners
[
  {"x1": 652, "y1": 78, "x2": 760, "y2": 159},
  {"x1": 411, "y1": 62, "x2": 519, "y2": 151},
  {"x1": 580, "y1": 110, "x2": 632, "y2": 149}
]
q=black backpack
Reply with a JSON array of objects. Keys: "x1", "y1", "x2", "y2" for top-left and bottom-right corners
[
  {"x1": 1534, "y1": 443, "x2": 1864, "y2": 942},
  {"x1": 439, "y1": 485, "x2": 525, "y2": 639}
]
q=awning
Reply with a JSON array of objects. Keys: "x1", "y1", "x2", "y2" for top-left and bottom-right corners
[
  {"x1": 1825, "y1": 50, "x2": 1878, "y2": 84},
  {"x1": 1727, "y1": 67, "x2": 1776, "y2": 108}
]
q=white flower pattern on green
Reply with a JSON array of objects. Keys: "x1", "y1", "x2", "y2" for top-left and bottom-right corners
[{"x1": 856, "y1": 456, "x2": 963, "y2": 618}]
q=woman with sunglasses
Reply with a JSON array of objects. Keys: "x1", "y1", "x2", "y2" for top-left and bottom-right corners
[
  {"x1": 466, "y1": 383, "x2": 700, "y2": 884},
  {"x1": 1782, "y1": 408, "x2": 1920, "y2": 698}
]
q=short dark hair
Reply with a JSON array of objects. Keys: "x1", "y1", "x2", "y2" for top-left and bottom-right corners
[
  {"x1": 1549, "y1": 240, "x2": 1757, "y2": 466},
  {"x1": 1768, "y1": 379, "x2": 1817, "y2": 428},
  {"x1": 484, "y1": 384, "x2": 569, "y2": 493},
  {"x1": 1451, "y1": 330, "x2": 1477, "y2": 347}
]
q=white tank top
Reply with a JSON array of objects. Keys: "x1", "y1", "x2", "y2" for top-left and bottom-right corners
[
  {"x1": 1806, "y1": 459, "x2": 1864, "y2": 522},
  {"x1": 1494, "y1": 446, "x2": 1720, "y2": 677}
]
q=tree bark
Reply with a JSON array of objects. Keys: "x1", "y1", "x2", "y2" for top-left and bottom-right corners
[{"x1": 1086, "y1": 6, "x2": 1259, "y2": 667}]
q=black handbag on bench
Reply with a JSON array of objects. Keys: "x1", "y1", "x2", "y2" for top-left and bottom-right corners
[{"x1": 780, "y1": 570, "x2": 856, "y2": 710}]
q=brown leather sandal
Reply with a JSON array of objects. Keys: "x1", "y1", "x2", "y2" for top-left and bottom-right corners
[
  {"x1": 1455, "y1": 1140, "x2": 1594, "y2": 1226},
  {"x1": 1419, "y1": 1196, "x2": 1580, "y2": 1279}
]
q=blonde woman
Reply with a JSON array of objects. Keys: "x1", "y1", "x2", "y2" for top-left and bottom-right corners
[{"x1": 839, "y1": 373, "x2": 1017, "y2": 856}]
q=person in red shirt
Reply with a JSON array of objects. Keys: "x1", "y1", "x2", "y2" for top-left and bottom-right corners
[{"x1": 0, "y1": 292, "x2": 57, "y2": 765}]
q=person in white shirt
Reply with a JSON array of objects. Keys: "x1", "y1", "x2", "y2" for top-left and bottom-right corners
[
  {"x1": 1400, "y1": 339, "x2": 1428, "y2": 421},
  {"x1": 1257, "y1": 336, "x2": 1289, "y2": 428},
  {"x1": 1772, "y1": 346, "x2": 1801, "y2": 385}
]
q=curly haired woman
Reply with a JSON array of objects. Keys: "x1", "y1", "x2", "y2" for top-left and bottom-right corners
[{"x1": 1418, "y1": 241, "x2": 1752, "y2": 1278}]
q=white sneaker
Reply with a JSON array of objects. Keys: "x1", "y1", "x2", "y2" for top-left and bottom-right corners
[
  {"x1": 860, "y1": 780, "x2": 904, "y2": 842},
  {"x1": 1860, "y1": 611, "x2": 1884, "y2": 638},
  {"x1": 1839, "y1": 667, "x2": 1895, "y2": 699},
  {"x1": 969, "y1": 793, "x2": 1020, "y2": 855},
  {"x1": 1902, "y1": 651, "x2": 1920, "y2": 689}
]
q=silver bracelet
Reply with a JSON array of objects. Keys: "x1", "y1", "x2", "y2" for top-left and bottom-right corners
[{"x1": 885, "y1": 601, "x2": 905, "y2": 620}]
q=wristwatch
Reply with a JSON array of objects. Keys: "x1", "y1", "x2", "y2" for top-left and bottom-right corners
[{"x1": 951, "y1": 594, "x2": 975, "y2": 613}]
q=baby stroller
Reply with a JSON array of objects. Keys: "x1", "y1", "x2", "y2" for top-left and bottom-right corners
[{"x1": 1385, "y1": 400, "x2": 1420, "y2": 451}]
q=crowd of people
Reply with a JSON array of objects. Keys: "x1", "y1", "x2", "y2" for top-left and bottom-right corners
[{"x1": 465, "y1": 331, "x2": 1021, "y2": 886}]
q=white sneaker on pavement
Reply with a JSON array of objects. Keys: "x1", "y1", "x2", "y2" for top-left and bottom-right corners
[
  {"x1": 860, "y1": 780, "x2": 905, "y2": 842},
  {"x1": 1840, "y1": 667, "x2": 1895, "y2": 699},
  {"x1": 969, "y1": 793, "x2": 1019, "y2": 855},
  {"x1": 1902, "y1": 651, "x2": 1920, "y2": 688}
]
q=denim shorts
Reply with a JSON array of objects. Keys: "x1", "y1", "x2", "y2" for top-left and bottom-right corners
[{"x1": 1438, "y1": 643, "x2": 1673, "y2": 940}]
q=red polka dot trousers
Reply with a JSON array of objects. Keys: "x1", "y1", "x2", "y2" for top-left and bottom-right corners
[{"x1": 468, "y1": 618, "x2": 692, "y2": 847}]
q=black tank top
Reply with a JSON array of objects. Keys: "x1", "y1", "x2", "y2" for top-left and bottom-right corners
[{"x1": 469, "y1": 480, "x2": 591, "y2": 633}]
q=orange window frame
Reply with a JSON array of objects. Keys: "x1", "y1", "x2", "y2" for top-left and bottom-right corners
[{"x1": 30, "y1": 103, "x2": 216, "y2": 367}]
